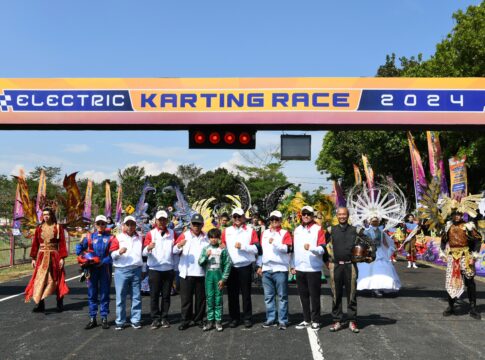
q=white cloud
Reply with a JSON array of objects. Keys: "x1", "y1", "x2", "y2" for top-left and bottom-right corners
[
  {"x1": 218, "y1": 152, "x2": 247, "y2": 176},
  {"x1": 10, "y1": 164, "x2": 28, "y2": 176},
  {"x1": 64, "y1": 144, "x2": 90, "y2": 153},
  {"x1": 124, "y1": 160, "x2": 179, "y2": 176},
  {"x1": 115, "y1": 143, "x2": 201, "y2": 160},
  {"x1": 80, "y1": 170, "x2": 117, "y2": 183}
]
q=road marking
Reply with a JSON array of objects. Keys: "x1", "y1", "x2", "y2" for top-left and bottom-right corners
[
  {"x1": 306, "y1": 327, "x2": 325, "y2": 360},
  {"x1": 0, "y1": 274, "x2": 81, "y2": 303}
]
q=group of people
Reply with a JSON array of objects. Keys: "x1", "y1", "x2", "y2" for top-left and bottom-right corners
[{"x1": 24, "y1": 202, "x2": 483, "y2": 335}]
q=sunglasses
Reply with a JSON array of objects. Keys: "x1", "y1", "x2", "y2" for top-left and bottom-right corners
[
  {"x1": 192, "y1": 222, "x2": 203, "y2": 226},
  {"x1": 232, "y1": 215, "x2": 242, "y2": 219},
  {"x1": 301, "y1": 212, "x2": 313, "y2": 216},
  {"x1": 269, "y1": 217, "x2": 281, "y2": 221},
  {"x1": 96, "y1": 222, "x2": 107, "y2": 226}
]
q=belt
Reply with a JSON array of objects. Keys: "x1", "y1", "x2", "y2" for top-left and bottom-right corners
[
  {"x1": 40, "y1": 244, "x2": 59, "y2": 251},
  {"x1": 337, "y1": 261, "x2": 351, "y2": 265}
]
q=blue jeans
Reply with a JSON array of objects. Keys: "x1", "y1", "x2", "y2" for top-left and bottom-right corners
[
  {"x1": 114, "y1": 266, "x2": 142, "y2": 326},
  {"x1": 262, "y1": 271, "x2": 289, "y2": 325}
]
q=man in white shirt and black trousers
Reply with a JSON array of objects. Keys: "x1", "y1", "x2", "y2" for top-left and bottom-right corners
[
  {"x1": 173, "y1": 213, "x2": 209, "y2": 330},
  {"x1": 222, "y1": 208, "x2": 260, "y2": 328}
]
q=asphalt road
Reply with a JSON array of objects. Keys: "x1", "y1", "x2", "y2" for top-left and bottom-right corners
[{"x1": 0, "y1": 260, "x2": 484, "y2": 360}]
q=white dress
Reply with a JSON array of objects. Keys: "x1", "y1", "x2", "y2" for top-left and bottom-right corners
[{"x1": 357, "y1": 227, "x2": 401, "y2": 293}]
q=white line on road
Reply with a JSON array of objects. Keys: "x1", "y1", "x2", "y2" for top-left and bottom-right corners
[
  {"x1": 0, "y1": 274, "x2": 81, "y2": 303},
  {"x1": 307, "y1": 327, "x2": 325, "y2": 360}
]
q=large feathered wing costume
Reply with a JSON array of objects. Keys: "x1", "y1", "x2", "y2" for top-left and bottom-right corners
[
  {"x1": 192, "y1": 197, "x2": 216, "y2": 233},
  {"x1": 13, "y1": 173, "x2": 37, "y2": 235},
  {"x1": 262, "y1": 183, "x2": 292, "y2": 219},
  {"x1": 163, "y1": 184, "x2": 196, "y2": 233},
  {"x1": 58, "y1": 172, "x2": 84, "y2": 233}
]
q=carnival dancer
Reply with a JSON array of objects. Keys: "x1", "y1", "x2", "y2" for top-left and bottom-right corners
[
  {"x1": 110, "y1": 216, "x2": 144, "y2": 330},
  {"x1": 198, "y1": 228, "x2": 232, "y2": 332},
  {"x1": 257, "y1": 210, "x2": 292, "y2": 330},
  {"x1": 222, "y1": 208, "x2": 260, "y2": 328},
  {"x1": 143, "y1": 210, "x2": 176, "y2": 329},
  {"x1": 25, "y1": 207, "x2": 69, "y2": 312},
  {"x1": 76, "y1": 215, "x2": 114, "y2": 329},
  {"x1": 404, "y1": 214, "x2": 420, "y2": 268},
  {"x1": 441, "y1": 211, "x2": 482, "y2": 319},
  {"x1": 292, "y1": 205, "x2": 326, "y2": 330},
  {"x1": 327, "y1": 207, "x2": 373, "y2": 333},
  {"x1": 357, "y1": 216, "x2": 401, "y2": 297},
  {"x1": 173, "y1": 214, "x2": 209, "y2": 330}
]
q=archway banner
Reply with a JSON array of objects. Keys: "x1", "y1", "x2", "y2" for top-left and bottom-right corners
[{"x1": 0, "y1": 78, "x2": 483, "y2": 126}]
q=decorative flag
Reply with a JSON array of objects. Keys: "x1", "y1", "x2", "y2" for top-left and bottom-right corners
[
  {"x1": 333, "y1": 180, "x2": 347, "y2": 207},
  {"x1": 426, "y1": 131, "x2": 449, "y2": 196},
  {"x1": 361, "y1": 154, "x2": 375, "y2": 191},
  {"x1": 35, "y1": 169, "x2": 46, "y2": 222},
  {"x1": 407, "y1": 132, "x2": 428, "y2": 209},
  {"x1": 449, "y1": 155, "x2": 467, "y2": 199},
  {"x1": 12, "y1": 182, "x2": 23, "y2": 231},
  {"x1": 353, "y1": 164, "x2": 362, "y2": 185},
  {"x1": 105, "y1": 181, "x2": 112, "y2": 218},
  {"x1": 82, "y1": 180, "x2": 93, "y2": 222},
  {"x1": 115, "y1": 185, "x2": 123, "y2": 223}
]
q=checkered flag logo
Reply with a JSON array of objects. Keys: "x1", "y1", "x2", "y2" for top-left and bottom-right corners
[{"x1": 0, "y1": 93, "x2": 12, "y2": 111}]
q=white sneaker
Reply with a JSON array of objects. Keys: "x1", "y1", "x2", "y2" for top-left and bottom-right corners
[
  {"x1": 407, "y1": 262, "x2": 411, "y2": 268},
  {"x1": 311, "y1": 322, "x2": 320, "y2": 330},
  {"x1": 295, "y1": 321, "x2": 310, "y2": 330},
  {"x1": 391, "y1": 258, "x2": 397, "y2": 263},
  {"x1": 412, "y1": 263, "x2": 418, "y2": 269}
]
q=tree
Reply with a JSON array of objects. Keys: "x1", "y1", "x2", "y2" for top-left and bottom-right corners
[
  {"x1": 176, "y1": 164, "x2": 203, "y2": 188},
  {"x1": 186, "y1": 168, "x2": 240, "y2": 205},
  {"x1": 118, "y1": 166, "x2": 146, "y2": 210}
]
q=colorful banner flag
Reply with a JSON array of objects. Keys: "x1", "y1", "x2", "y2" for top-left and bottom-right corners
[
  {"x1": 82, "y1": 180, "x2": 93, "y2": 222},
  {"x1": 449, "y1": 155, "x2": 467, "y2": 199},
  {"x1": 353, "y1": 164, "x2": 362, "y2": 185},
  {"x1": 105, "y1": 181, "x2": 112, "y2": 218},
  {"x1": 407, "y1": 132, "x2": 428, "y2": 209},
  {"x1": 12, "y1": 183, "x2": 23, "y2": 231},
  {"x1": 333, "y1": 180, "x2": 347, "y2": 207},
  {"x1": 426, "y1": 131, "x2": 449, "y2": 196},
  {"x1": 361, "y1": 155, "x2": 374, "y2": 190},
  {"x1": 35, "y1": 169, "x2": 46, "y2": 222},
  {"x1": 115, "y1": 185, "x2": 123, "y2": 223}
]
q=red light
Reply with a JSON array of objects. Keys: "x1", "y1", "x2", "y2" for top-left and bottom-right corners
[
  {"x1": 209, "y1": 132, "x2": 221, "y2": 144},
  {"x1": 194, "y1": 132, "x2": 205, "y2": 144},
  {"x1": 239, "y1": 132, "x2": 251, "y2": 145},
  {"x1": 224, "y1": 132, "x2": 236, "y2": 144}
]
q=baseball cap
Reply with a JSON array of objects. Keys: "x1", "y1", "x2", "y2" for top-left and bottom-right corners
[
  {"x1": 232, "y1": 208, "x2": 244, "y2": 216},
  {"x1": 269, "y1": 210, "x2": 283, "y2": 218},
  {"x1": 301, "y1": 205, "x2": 314, "y2": 214},
  {"x1": 191, "y1": 214, "x2": 204, "y2": 224},
  {"x1": 95, "y1": 215, "x2": 107, "y2": 223},
  {"x1": 156, "y1": 210, "x2": 168, "y2": 219},
  {"x1": 123, "y1": 215, "x2": 137, "y2": 224}
]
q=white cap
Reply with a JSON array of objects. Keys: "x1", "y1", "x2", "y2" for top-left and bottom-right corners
[
  {"x1": 269, "y1": 210, "x2": 283, "y2": 218},
  {"x1": 156, "y1": 210, "x2": 168, "y2": 219},
  {"x1": 301, "y1": 205, "x2": 314, "y2": 214},
  {"x1": 95, "y1": 215, "x2": 107, "y2": 223},
  {"x1": 232, "y1": 208, "x2": 244, "y2": 216},
  {"x1": 123, "y1": 215, "x2": 137, "y2": 224}
]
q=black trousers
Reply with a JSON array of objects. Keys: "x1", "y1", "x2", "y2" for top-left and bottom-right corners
[
  {"x1": 180, "y1": 276, "x2": 206, "y2": 324},
  {"x1": 148, "y1": 269, "x2": 174, "y2": 320},
  {"x1": 296, "y1": 271, "x2": 322, "y2": 323},
  {"x1": 329, "y1": 262, "x2": 358, "y2": 322},
  {"x1": 227, "y1": 264, "x2": 253, "y2": 321}
]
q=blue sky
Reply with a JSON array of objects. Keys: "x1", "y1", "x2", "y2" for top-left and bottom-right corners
[{"x1": 0, "y1": 0, "x2": 480, "y2": 191}]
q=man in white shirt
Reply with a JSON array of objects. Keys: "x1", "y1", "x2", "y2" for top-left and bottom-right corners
[
  {"x1": 257, "y1": 210, "x2": 292, "y2": 330},
  {"x1": 173, "y1": 214, "x2": 209, "y2": 330},
  {"x1": 110, "y1": 216, "x2": 144, "y2": 330},
  {"x1": 292, "y1": 206, "x2": 326, "y2": 330},
  {"x1": 222, "y1": 208, "x2": 260, "y2": 328},
  {"x1": 143, "y1": 210, "x2": 176, "y2": 329}
]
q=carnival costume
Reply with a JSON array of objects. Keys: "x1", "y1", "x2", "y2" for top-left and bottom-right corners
[
  {"x1": 198, "y1": 242, "x2": 232, "y2": 329},
  {"x1": 76, "y1": 230, "x2": 114, "y2": 327},
  {"x1": 25, "y1": 222, "x2": 69, "y2": 311}
]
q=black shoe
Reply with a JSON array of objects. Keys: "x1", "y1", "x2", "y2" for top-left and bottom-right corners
[
  {"x1": 195, "y1": 321, "x2": 205, "y2": 328},
  {"x1": 244, "y1": 320, "x2": 252, "y2": 328},
  {"x1": 443, "y1": 306, "x2": 455, "y2": 317},
  {"x1": 32, "y1": 300, "x2": 45, "y2": 313},
  {"x1": 261, "y1": 321, "x2": 276, "y2": 328},
  {"x1": 229, "y1": 320, "x2": 239, "y2": 328},
  {"x1": 101, "y1": 318, "x2": 110, "y2": 329},
  {"x1": 178, "y1": 322, "x2": 190, "y2": 331},
  {"x1": 161, "y1": 319, "x2": 170, "y2": 328},
  {"x1": 56, "y1": 299, "x2": 64, "y2": 312},
  {"x1": 85, "y1": 318, "x2": 98, "y2": 330},
  {"x1": 470, "y1": 306, "x2": 481, "y2": 320},
  {"x1": 151, "y1": 320, "x2": 161, "y2": 330}
]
